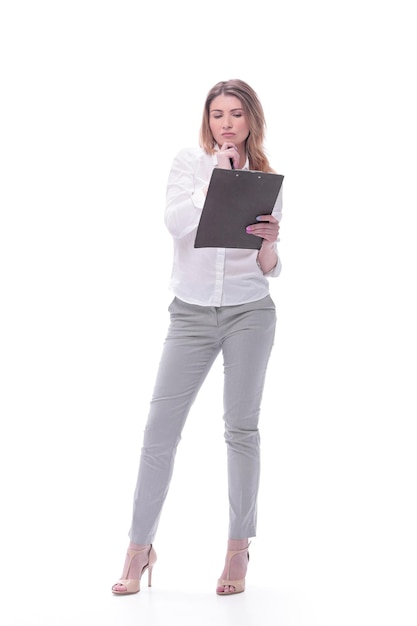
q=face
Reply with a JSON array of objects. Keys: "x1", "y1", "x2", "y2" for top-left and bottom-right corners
[{"x1": 208, "y1": 94, "x2": 250, "y2": 151}]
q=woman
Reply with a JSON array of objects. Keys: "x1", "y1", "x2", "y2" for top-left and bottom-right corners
[{"x1": 112, "y1": 79, "x2": 283, "y2": 596}]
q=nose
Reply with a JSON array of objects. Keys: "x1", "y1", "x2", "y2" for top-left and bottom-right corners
[{"x1": 222, "y1": 115, "x2": 232, "y2": 129}]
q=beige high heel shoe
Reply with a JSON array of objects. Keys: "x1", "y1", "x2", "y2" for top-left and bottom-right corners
[
  {"x1": 112, "y1": 545, "x2": 157, "y2": 595},
  {"x1": 216, "y1": 544, "x2": 250, "y2": 596}
]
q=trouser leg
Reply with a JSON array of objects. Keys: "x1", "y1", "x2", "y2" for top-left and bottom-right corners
[
  {"x1": 220, "y1": 296, "x2": 276, "y2": 539},
  {"x1": 129, "y1": 298, "x2": 220, "y2": 544}
]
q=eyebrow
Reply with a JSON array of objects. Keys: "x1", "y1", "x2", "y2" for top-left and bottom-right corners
[{"x1": 210, "y1": 108, "x2": 244, "y2": 113}]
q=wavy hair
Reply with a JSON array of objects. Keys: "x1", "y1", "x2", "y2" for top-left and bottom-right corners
[{"x1": 199, "y1": 79, "x2": 273, "y2": 173}]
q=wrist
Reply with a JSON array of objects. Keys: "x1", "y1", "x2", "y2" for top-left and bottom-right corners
[{"x1": 257, "y1": 244, "x2": 278, "y2": 274}]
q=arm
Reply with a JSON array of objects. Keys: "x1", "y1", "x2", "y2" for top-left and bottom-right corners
[
  {"x1": 164, "y1": 149, "x2": 208, "y2": 239},
  {"x1": 164, "y1": 144, "x2": 240, "y2": 240},
  {"x1": 257, "y1": 232, "x2": 280, "y2": 274},
  {"x1": 246, "y1": 188, "x2": 283, "y2": 275}
]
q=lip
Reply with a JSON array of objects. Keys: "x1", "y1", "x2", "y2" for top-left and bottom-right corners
[{"x1": 221, "y1": 133, "x2": 235, "y2": 137}]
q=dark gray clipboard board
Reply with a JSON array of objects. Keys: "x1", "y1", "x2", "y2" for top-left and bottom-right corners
[{"x1": 194, "y1": 168, "x2": 284, "y2": 250}]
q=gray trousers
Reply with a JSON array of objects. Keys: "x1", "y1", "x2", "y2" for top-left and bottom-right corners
[{"x1": 129, "y1": 295, "x2": 276, "y2": 544}]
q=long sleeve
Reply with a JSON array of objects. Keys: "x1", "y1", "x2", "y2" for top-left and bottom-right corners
[
  {"x1": 164, "y1": 148, "x2": 213, "y2": 239},
  {"x1": 261, "y1": 187, "x2": 283, "y2": 278}
]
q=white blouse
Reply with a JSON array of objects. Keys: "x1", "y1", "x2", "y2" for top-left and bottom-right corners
[{"x1": 165, "y1": 146, "x2": 282, "y2": 307}]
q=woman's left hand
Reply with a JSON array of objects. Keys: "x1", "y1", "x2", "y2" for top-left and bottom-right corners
[{"x1": 246, "y1": 214, "x2": 280, "y2": 243}]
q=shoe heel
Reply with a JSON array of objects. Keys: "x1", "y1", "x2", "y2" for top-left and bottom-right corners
[
  {"x1": 147, "y1": 564, "x2": 154, "y2": 587},
  {"x1": 147, "y1": 545, "x2": 157, "y2": 587}
]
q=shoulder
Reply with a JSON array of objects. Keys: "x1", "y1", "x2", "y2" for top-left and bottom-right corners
[{"x1": 171, "y1": 146, "x2": 211, "y2": 167}]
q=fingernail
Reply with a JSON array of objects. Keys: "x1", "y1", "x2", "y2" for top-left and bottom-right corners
[
  {"x1": 256, "y1": 216, "x2": 262, "y2": 221},
  {"x1": 246, "y1": 226, "x2": 252, "y2": 232}
]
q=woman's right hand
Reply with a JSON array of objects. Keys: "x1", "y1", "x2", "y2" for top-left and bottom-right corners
[{"x1": 217, "y1": 143, "x2": 240, "y2": 170}]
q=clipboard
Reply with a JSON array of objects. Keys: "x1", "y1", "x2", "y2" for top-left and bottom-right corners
[{"x1": 194, "y1": 168, "x2": 284, "y2": 250}]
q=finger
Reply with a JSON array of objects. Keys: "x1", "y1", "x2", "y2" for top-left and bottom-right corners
[
  {"x1": 249, "y1": 221, "x2": 278, "y2": 231},
  {"x1": 221, "y1": 143, "x2": 238, "y2": 153},
  {"x1": 256, "y1": 215, "x2": 277, "y2": 223},
  {"x1": 246, "y1": 224, "x2": 279, "y2": 241},
  {"x1": 246, "y1": 225, "x2": 278, "y2": 236}
]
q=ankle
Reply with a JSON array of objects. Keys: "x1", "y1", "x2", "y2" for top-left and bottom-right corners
[
  {"x1": 227, "y1": 538, "x2": 249, "y2": 552},
  {"x1": 128, "y1": 542, "x2": 150, "y2": 551}
]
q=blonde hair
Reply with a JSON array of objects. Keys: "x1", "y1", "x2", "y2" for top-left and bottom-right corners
[{"x1": 199, "y1": 79, "x2": 273, "y2": 173}]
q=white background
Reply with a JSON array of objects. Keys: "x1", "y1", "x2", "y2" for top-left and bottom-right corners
[{"x1": 1, "y1": 1, "x2": 416, "y2": 625}]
